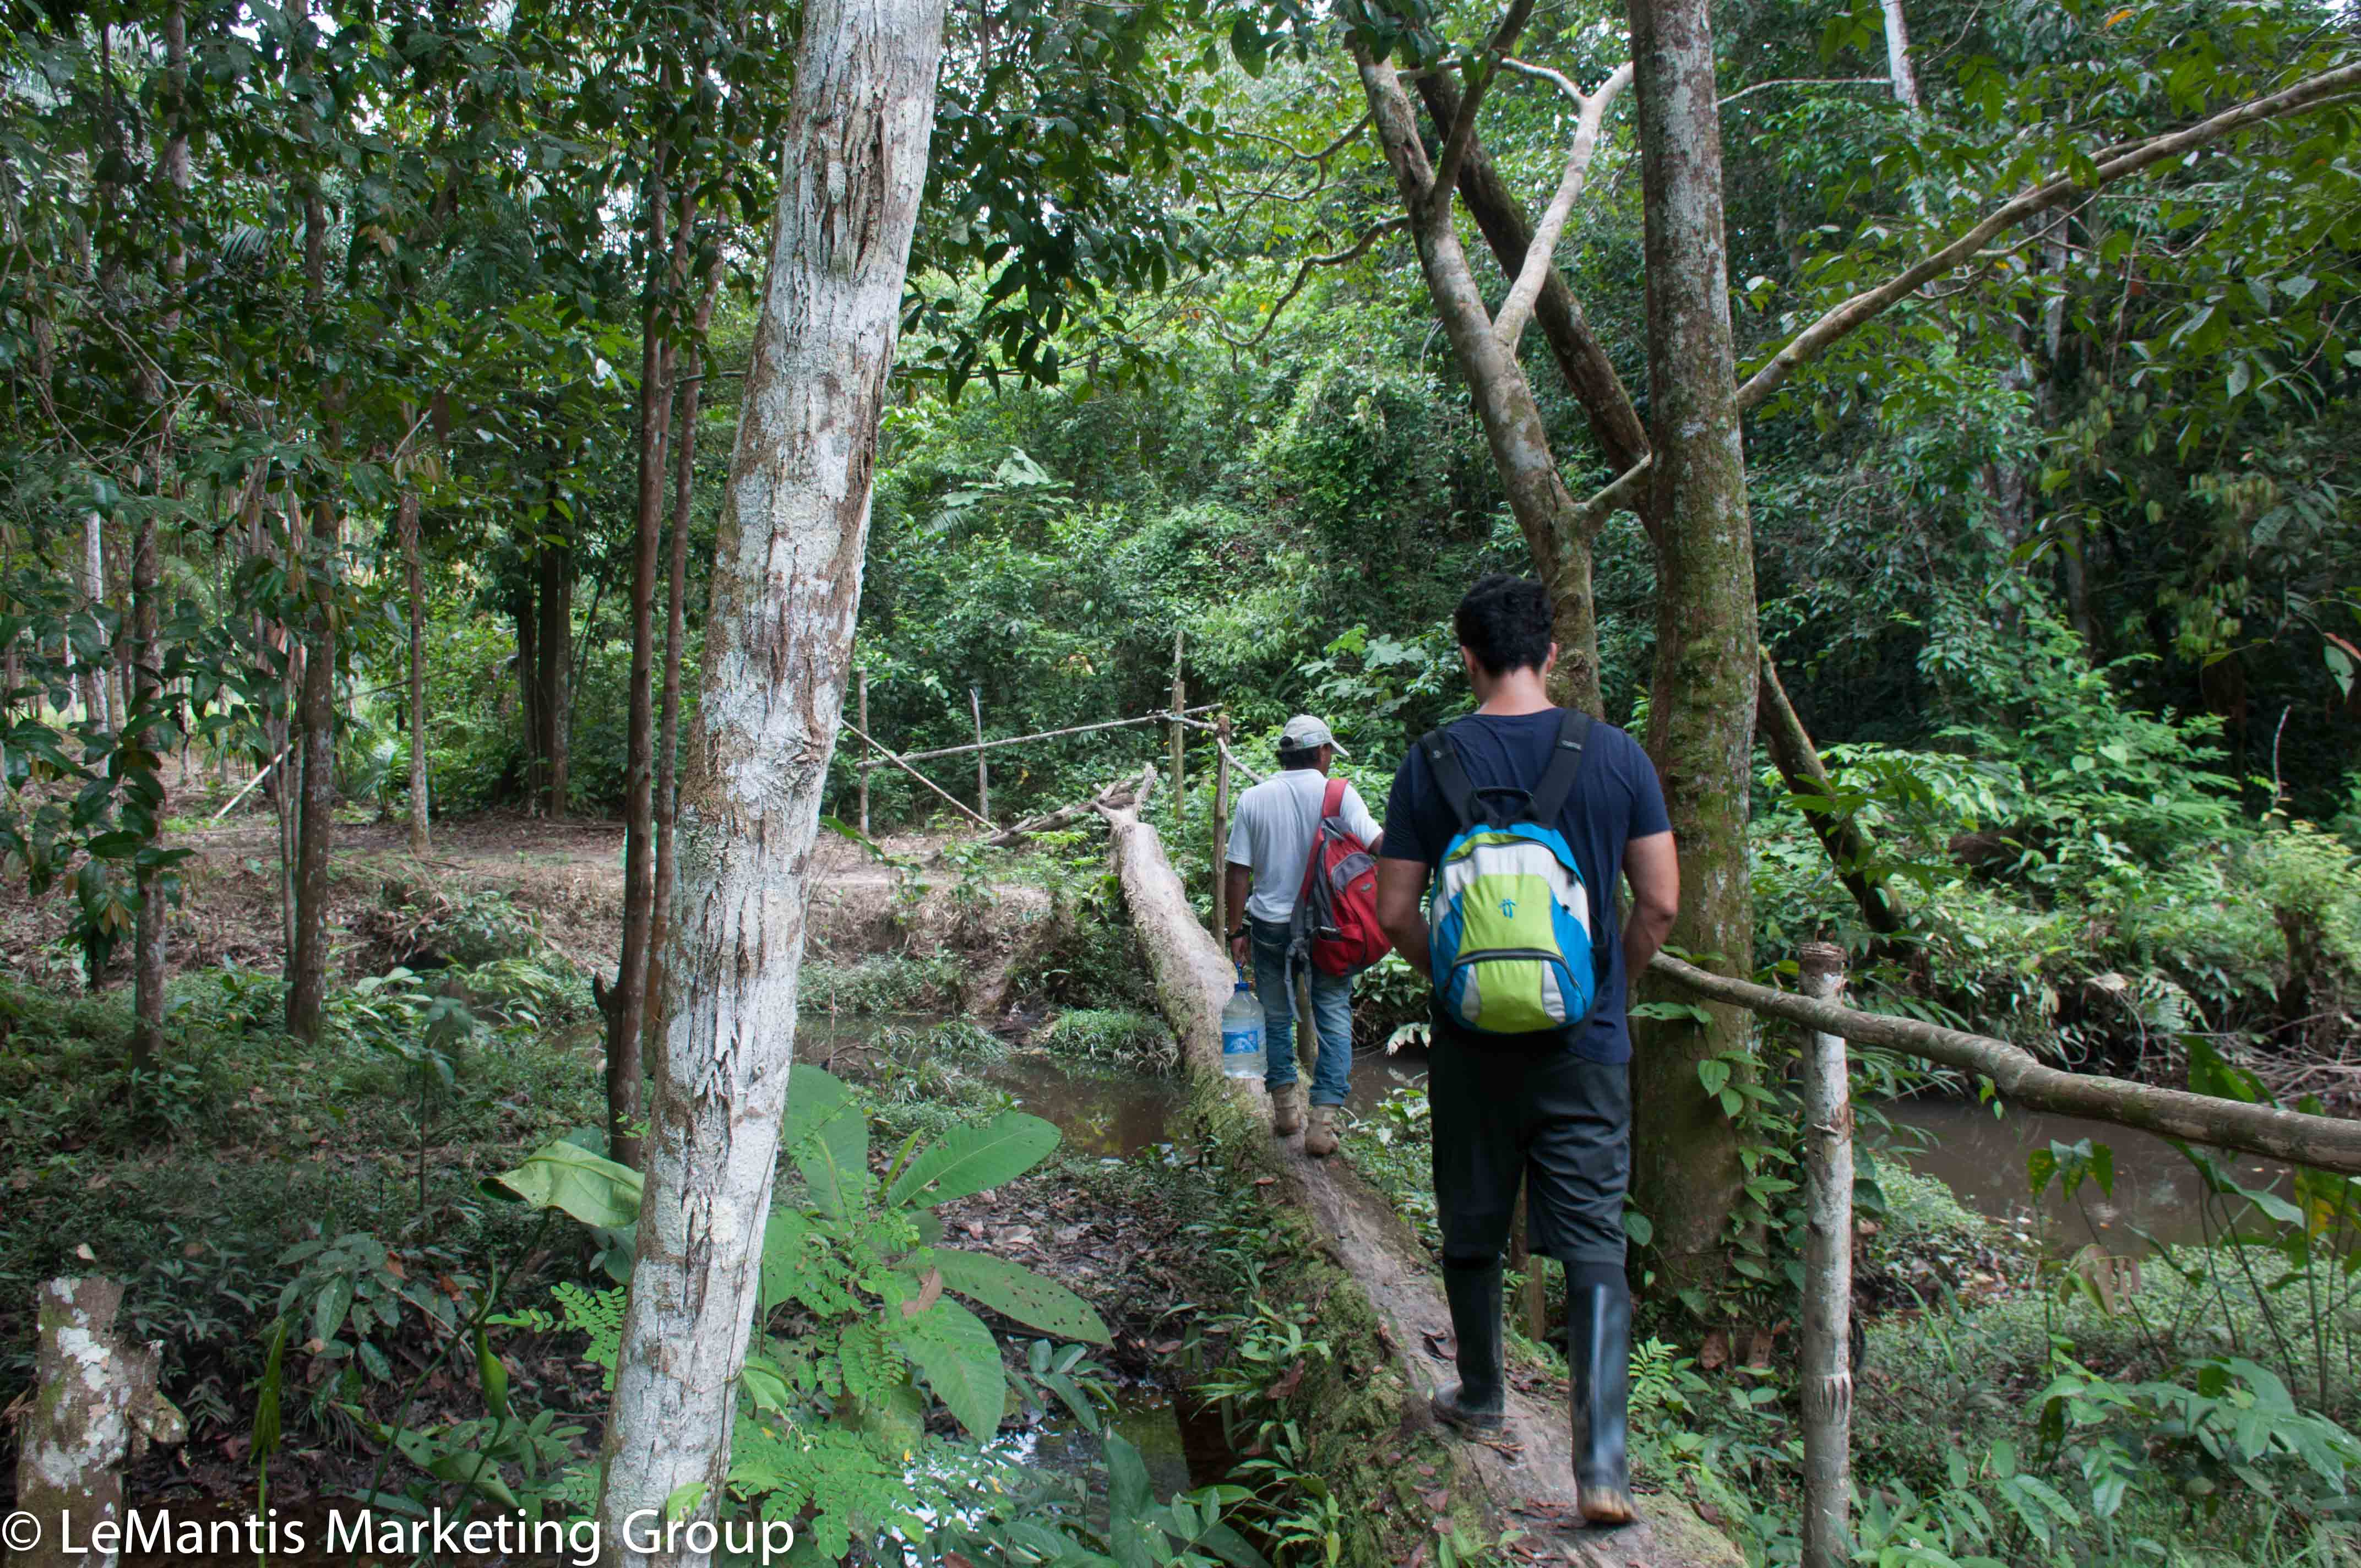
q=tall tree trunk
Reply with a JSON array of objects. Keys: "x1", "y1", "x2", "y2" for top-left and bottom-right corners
[
  {"x1": 129, "y1": 0, "x2": 189, "y2": 1076},
  {"x1": 605, "y1": 149, "x2": 676, "y2": 1172},
  {"x1": 1350, "y1": 28, "x2": 1608, "y2": 715},
  {"x1": 537, "y1": 531, "x2": 573, "y2": 818},
  {"x1": 595, "y1": 0, "x2": 948, "y2": 1548},
  {"x1": 513, "y1": 571, "x2": 541, "y2": 804},
  {"x1": 1623, "y1": 0, "x2": 1759, "y2": 1294},
  {"x1": 287, "y1": 183, "x2": 339, "y2": 1043},
  {"x1": 401, "y1": 488, "x2": 429, "y2": 855},
  {"x1": 1881, "y1": 0, "x2": 1921, "y2": 111},
  {"x1": 81, "y1": 514, "x2": 108, "y2": 731},
  {"x1": 646, "y1": 216, "x2": 722, "y2": 1068}
]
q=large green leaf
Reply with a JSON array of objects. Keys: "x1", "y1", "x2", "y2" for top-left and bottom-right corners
[
  {"x1": 932, "y1": 1247, "x2": 1112, "y2": 1346},
  {"x1": 783, "y1": 1061, "x2": 857, "y2": 1151},
  {"x1": 495, "y1": 1141, "x2": 644, "y2": 1229},
  {"x1": 796, "y1": 1107, "x2": 868, "y2": 1217},
  {"x1": 900, "y1": 1298, "x2": 1007, "y2": 1440},
  {"x1": 885, "y1": 1112, "x2": 1059, "y2": 1209},
  {"x1": 1190, "y1": 1521, "x2": 1274, "y2": 1568},
  {"x1": 1105, "y1": 1433, "x2": 1157, "y2": 1568}
]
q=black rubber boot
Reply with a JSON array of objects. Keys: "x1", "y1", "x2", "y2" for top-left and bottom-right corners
[
  {"x1": 1430, "y1": 1261, "x2": 1506, "y2": 1432},
  {"x1": 1568, "y1": 1278, "x2": 1636, "y2": 1526}
]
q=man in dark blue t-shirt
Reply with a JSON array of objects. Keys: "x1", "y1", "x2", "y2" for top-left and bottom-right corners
[{"x1": 1375, "y1": 574, "x2": 1678, "y2": 1528}]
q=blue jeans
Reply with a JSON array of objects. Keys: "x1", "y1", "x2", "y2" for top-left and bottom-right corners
[{"x1": 1249, "y1": 917, "x2": 1354, "y2": 1107}]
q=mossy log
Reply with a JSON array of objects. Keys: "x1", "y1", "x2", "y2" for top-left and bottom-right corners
[{"x1": 1098, "y1": 801, "x2": 1740, "y2": 1568}]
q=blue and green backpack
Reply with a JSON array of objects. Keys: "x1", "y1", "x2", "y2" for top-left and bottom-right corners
[{"x1": 1419, "y1": 709, "x2": 1602, "y2": 1037}]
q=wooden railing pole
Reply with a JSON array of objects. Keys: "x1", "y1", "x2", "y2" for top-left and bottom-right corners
[
  {"x1": 1798, "y1": 941, "x2": 1854, "y2": 1568},
  {"x1": 970, "y1": 685, "x2": 989, "y2": 823},
  {"x1": 1212, "y1": 711, "x2": 1232, "y2": 942},
  {"x1": 856, "y1": 667, "x2": 870, "y2": 837}
]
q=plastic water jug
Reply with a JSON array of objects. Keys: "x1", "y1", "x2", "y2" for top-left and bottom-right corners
[{"x1": 1220, "y1": 972, "x2": 1265, "y2": 1080}]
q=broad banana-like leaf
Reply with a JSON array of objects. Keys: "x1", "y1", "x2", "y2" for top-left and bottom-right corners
[
  {"x1": 784, "y1": 1062, "x2": 858, "y2": 1150},
  {"x1": 899, "y1": 1297, "x2": 1007, "y2": 1441},
  {"x1": 932, "y1": 1247, "x2": 1111, "y2": 1345},
  {"x1": 793, "y1": 1088, "x2": 870, "y2": 1218},
  {"x1": 885, "y1": 1112, "x2": 1059, "y2": 1208},
  {"x1": 494, "y1": 1141, "x2": 644, "y2": 1229}
]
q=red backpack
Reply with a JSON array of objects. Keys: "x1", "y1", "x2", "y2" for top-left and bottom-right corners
[{"x1": 1292, "y1": 777, "x2": 1393, "y2": 977}]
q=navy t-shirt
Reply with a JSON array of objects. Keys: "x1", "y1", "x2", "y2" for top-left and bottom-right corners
[{"x1": 1381, "y1": 710, "x2": 1672, "y2": 1064}]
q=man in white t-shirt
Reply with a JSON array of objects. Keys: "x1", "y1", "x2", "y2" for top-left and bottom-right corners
[{"x1": 1222, "y1": 714, "x2": 1382, "y2": 1157}]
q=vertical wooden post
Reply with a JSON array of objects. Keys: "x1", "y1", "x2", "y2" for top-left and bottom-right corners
[
  {"x1": 1799, "y1": 941, "x2": 1855, "y2": 1568},
  {"x1": 1212, "y1": 711, "x2": 1232, "y2": 942},
  {"x1": 1168, "y1": 628, "x2": 1185, "y2": 808},
  {"x1": 856, "y1": 667, "x2": 870, "y2": 837},
  {"x1": 970, "y1": 685, "x2": 989, "y2": 823}
]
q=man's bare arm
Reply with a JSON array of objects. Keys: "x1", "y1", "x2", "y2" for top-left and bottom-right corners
[
  {"x1": 1225, "y1": 862, "x2": 1254, "y2": 966},
  {"x1": 1621, "y1": 830, "x2": 1679, "y2": 976},
  {"x1": 1377, "y1": 856, "x2": 1432, "y2": 978}
]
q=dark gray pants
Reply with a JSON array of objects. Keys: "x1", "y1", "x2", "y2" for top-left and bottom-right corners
[{"x1": 1428, "y1": 1033, "x2": 1631, "y2": 1280}]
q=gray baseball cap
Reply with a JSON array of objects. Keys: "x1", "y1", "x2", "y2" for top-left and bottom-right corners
[{"x1": 1279, "y1": 714, "x2": 1349, "y2": 756}]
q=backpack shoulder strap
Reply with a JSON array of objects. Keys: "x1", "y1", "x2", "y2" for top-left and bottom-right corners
[
  {"x1": 1320, "y1": 775, "x2": 1346, "y2": 823},
  {"x1": 1418, "y1": 725, "x2": 1481, "y2": 833},
  {"x1": 1525, "y1": 708, "x2": 1593, "y2": 826}
]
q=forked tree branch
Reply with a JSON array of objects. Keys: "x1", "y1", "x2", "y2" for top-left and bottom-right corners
[
  {"x1": 1424, "y1": 0, "x2": 1536, "y2": 222},
  {"x1": 1738, "y1": 58, "x2": 2361, "y2": 413},
  {"x1": 1493, "y1": 59, "x2": 1633, "y2": 351}
]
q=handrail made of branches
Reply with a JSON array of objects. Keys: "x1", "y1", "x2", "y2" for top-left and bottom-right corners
[{"x1": 1650, "y1": 952, "x2": 2361, "y2": 1177}]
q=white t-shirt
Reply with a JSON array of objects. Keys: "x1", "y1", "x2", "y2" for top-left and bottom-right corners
[{"x1": 1226, "y1": 768, "x2": 1383, "y2": 924}]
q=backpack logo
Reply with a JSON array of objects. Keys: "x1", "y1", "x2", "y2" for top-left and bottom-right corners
[{"x1": 1498, "y1": 896, "x2": 1517, "y2": 918}]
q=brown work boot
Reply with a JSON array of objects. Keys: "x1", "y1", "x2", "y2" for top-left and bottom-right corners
[
  {"x1": 1270, "y1": 1084, "x2": 1305, "y2": 1137},
  {"x1": 1303, "y1": 1104, "x2": 1340, "y2": 1158}
]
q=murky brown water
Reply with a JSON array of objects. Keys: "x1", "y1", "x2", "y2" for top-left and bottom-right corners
[
  {"x1": 1873, "y1": 1097, "x2": 2292, "y2": 1252},
  {"x1": 980, "y1": 1059, "x2": 1187, "y2": 1161}
]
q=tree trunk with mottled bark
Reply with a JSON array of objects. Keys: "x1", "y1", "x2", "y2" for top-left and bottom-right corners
[
  {"x1": 605, "y1": 150, "x2": 676, "y2": 1173},
  {"x1": 1881, "y1": 0, "x2": 1920, "y2": 110},
  {"x1": 402, "y1": 489, "x2": 429, "y2": 855},
  {"x1": 1623, "y1": 0, "x2": 1759, "y2": 1293},
  {"x1": 593, "y1": 0, "x2": 948, "y2": 1551},
  {"x1": 81, "y1": 514, "x2": 109, "y2": 731},
  {"x1": 12, "y1": 1278, "x2": 182, "y2": 1568}
]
